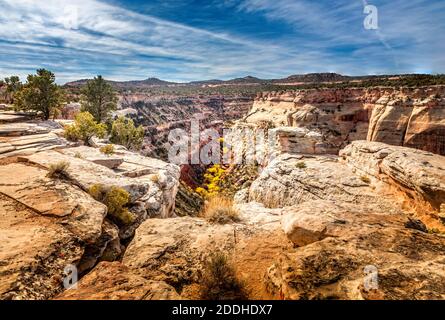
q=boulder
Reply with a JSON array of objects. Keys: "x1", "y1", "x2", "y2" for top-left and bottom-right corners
[
  {"x1": 340, "y1": 141, "x2": 445, "y2": 211},
  {"x1": 23, "y1": 148, "x2": 180, "y2": 225},
  {"x1": 248, "y1": 153, "x2": 398, "y2": 210},
  {"x1": 0, "y1": 162, "x2": 107, "y2": 300},
  {"x1": 123, "y1": 202, "x2": 287, "y2": 299},
  {"x1": 267, "y1": 200, "x2": 445, "y2": 300},
  {"x1": 55, "y1": 262, "x2": 180, "y2": 300}
]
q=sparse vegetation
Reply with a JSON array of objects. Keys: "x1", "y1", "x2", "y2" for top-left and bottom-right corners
[
  {"x1": 428, "y1": 228, "x2": 445, "y2": 236},
  {"x1": 296, "y1": 161, "x2": 307, "y2": 169},
  {"x1": 74, "y1": 151, "x2": 83, "y2": 159},
  {"x1": 62, "y1": 74, "x2": 445, "y2": 99},
  {"x1": 99, "y1": 144, "x2": 115, "y2": 155},
  {"x1": 200, "y1": 251, "x2": 248, "y2": 300},
  {"x1": 361, "y1": 175, "x2": 371, "y2": 184},
  {"x1": 64, "y1": 112, "x2": 107, "y2": 145},
  {"x1": 89, "y1": 184, "x2": 135, "y2": 225},
  {"x1": 201, "y1": 196, "x2": 240, "y2": 224},
  {"x1": 47, "y1": 161, "x2": 70, "y2": 179},
  {"x1": 110, "y1": 116, "x2": 145, "y2": 151}
]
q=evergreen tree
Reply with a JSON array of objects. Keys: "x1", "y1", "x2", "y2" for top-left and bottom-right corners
[
  {"x1": 14, "y1": 69, "x2": 64, "y2": 120},
  {"x1": 81, "y1": 75, "x2": 117, "y2": 123}
]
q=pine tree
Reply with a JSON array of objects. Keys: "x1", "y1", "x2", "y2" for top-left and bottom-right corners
[
  {"x1": 81, "y1": 75, "x2": 117, "y2": 123},
  {"x1": 15, "y1": 69, "x2": 64, "y2": 120}
]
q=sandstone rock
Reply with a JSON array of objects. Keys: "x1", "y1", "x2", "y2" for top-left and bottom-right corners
[
  {"x1": 0, "y1": 113, "x2": 27, "y2": 123},
  {"x1": 55, "y1": 262, "x2": 180, "y2": 300},
  {"x1": 0, "y1": 132, "x2": 66, "y2": 158},
  {"x1": 280, "y1": 200, "x2": 405, "y2": 247},
  {"x1": 23, "y1": 148, "x2": 180, "y2": 224},
  {"x1": 266, "y1": 200, "x2": 445, "y2": 300},
  {"x1": 123, "y1": 216, "x2": 236, "y2": 287},
  {"x1": 77, "y1": 220, "x2": 122, "y2": 274},
  {"x1": 62, "y1": 146, "x2": 124, "y2": 169},
  {"x1": 0, "y1": 161, "x2": 109, "y2": 300},
  {"x1": 0, "y1": 122, "x2": 51, "y2": 137},
  {"x1": 271, "y1": 127, "x2": 336, "y2": 155},
  {"x1": 122, "y1": 202, "x2": 286, "y2": 299},
  {"x1": 243, "y1": 87, "x2": 445, "y2": 155},
  {"x1": 340, "y1": 141, "x2": 445, "y2": 210},
  {"x1": 0, "y1": 163, "x2": 106, "y2": 243},
  {"x1": 234, "y1": 188, "x2": 250, "y2": 204},
  {"x1": 248, "y1": 153, "x2": 398, "y2": 210}
]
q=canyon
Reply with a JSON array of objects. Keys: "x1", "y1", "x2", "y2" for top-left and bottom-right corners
[{"x1": 0, "y1": 82, "x2": 445, "y2": 300}]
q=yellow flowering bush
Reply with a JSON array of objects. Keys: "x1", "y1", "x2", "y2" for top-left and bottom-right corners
[{"x1": 196, "y1": 164, "x2": 226, "y2": 198}]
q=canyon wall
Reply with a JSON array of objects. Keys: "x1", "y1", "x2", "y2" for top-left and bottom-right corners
[
  {"x1": 119, "y1": 94, "x2": 253, "y2": 160},
  {"x1": 244, "y1": 86, "x2": 445, "y2": 155}
]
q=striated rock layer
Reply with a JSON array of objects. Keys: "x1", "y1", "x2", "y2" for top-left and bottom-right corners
[{"x1": 243, "y1": 86, "x2": 445, "y2": 155}]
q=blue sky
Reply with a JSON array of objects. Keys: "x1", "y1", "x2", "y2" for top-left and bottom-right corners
[{"x1": 0, "y1": 0, "x2": 444, "y2": 83}]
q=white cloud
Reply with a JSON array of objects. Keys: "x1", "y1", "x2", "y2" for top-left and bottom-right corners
[{"x1": 0, "y1": 0, "x2": 443, "y2": 83}]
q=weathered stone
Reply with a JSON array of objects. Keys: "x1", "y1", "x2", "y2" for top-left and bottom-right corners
[
  {"x1": 122, "y1": 202, "x2": 286, "y2": 299},
  {"x1": 245, "y1": 87, "x2": 445, "y2": 155},
  {"x1": 55, "y1": 262, "x2": 181, "y2": 300},
  {"x1": 23, "y1": 148, "x2": 180, "y2": 222},
  {"x1": 0, "y1": 163, "x2": 106, "y2": 243},
  {"x1": 61, "y1": 146, "x2": 124, "y2": 169},
  {"x1": 340, "y1": 141, "x2": 445, "y2": 210},
  {"x1": 0, "y1": 160, "x2": 109, "y2": 300},
  {"x1": 266, "y1": 200, "x2": 445, "y2": 300},
  {"x1": 248, "y1": 153, "x2": 398, "y2": 210}
]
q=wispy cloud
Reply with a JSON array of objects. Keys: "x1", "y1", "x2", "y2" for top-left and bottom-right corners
[{"x1": 0, "y1": 0, "x2": 443, "y2": 83}]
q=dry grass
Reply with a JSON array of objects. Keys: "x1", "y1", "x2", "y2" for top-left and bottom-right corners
[
  {"x1": 74, "y1": 151, "x2": 83, "y2": 159},
  {"x1": 150, "y1": 173, "x2": 160, "y2": 184},
  {"x1": 200, "y1": 251, "x2": 248, "y2": 300},
  {"x1": 201, "y1": 196, "x2": 240, "y2": 224},
  {"x1": 47, "y1": 161, "x2": 70, "y2": 179}
]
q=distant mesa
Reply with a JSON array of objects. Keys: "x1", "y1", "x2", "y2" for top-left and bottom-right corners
[{"x1": 63, "y1": 72, "x2": 437, "y2": 90}]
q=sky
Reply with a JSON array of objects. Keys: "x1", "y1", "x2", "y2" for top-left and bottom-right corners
[{"x1": 0, "y1": 0, "x2": 444, "y2": 84}]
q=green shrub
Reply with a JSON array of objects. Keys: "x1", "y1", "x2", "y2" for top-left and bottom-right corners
[
  {"x1": 100, "y1": 144, "x2": 115, "y2": 155},
  {"x1": 47, "y1": 161, "x2": 70, "y2": 179},
  {"x1": 89, "y1": 184, "x2": 135, "y2": 225},
  {"x1": 110, "y1": 116, "x2": 144, "y2": 151},
  {"x1": 200, "y1": 251, "x2": 247, "y2": 300},
  {"x1": 296, "y1": 162, "x2": 307, "y2": 169},
  {"x1": 64, "y1": 112, "x2": 107, "y2": 145}
]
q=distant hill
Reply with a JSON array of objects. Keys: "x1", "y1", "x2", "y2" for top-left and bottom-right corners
[
  {"x1": 64, "y1": 77, "x2": 177, "y2": 89},
  {"x1": 277, "y1": 73, "x2": 351, "y2": 83},
  {"x1": 225, "y1": 76, "x2": 265, "y2": 84},
  {"x1": 64, "y1": 73, "x2": 437, "y2": 91}
]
